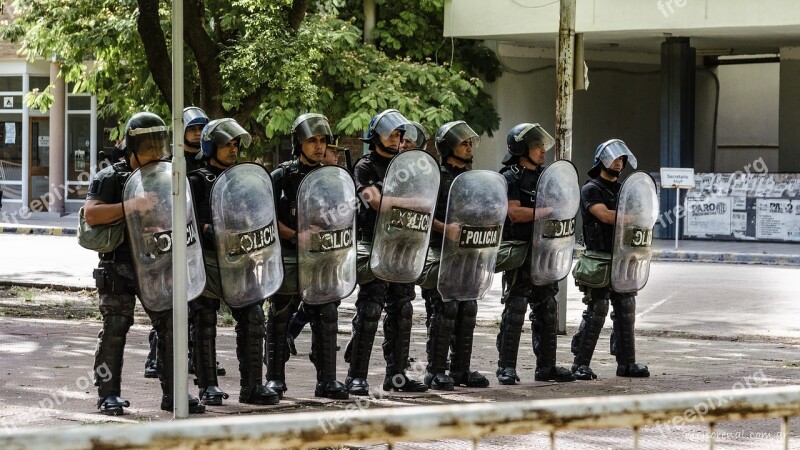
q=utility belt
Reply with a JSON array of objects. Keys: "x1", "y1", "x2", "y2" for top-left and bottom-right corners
[{"x1": 93, "y1": 263, "x2": 136, "y2": 295}]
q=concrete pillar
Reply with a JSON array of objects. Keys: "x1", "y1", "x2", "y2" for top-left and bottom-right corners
[
  {"x1": 779, "y1": 47, "x2": 800, "y2": 172},
  {"x1": 48, "y1": 60, "x2": 66, "y2": 215},
  {"x1": 658, "y1": 37, "x2": 695, "y2": 238}
]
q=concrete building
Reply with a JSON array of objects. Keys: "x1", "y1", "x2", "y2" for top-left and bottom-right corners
[
  {"x1": 0, "y1": 0, "x2": 110, "y2": 219},
  {"x1": 444, "y1": 0, "x2": 800, "y2": 240}
]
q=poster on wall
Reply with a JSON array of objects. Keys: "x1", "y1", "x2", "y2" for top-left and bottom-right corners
[
  {"x1": 685, "y1": 196, "x2": 732, "y2": 236},
  {"x1": 755, "y1": 199, "x2": 800, "y2": 241},
  {"x1": 4, "y1": 122, "x2": 15, "y2": 144}
]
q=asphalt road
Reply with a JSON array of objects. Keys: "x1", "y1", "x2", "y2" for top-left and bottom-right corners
[{"x1": 2, "y1": 233, "x2": 799, "y2": 339}]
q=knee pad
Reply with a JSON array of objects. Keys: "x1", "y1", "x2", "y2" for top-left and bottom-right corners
[
  {"x1": 612, "y1": 294, "x2": 636, "y2": 317},
  {"x1": 104, "y1": 315, "x2": 132, "y2": 337},
  {"x1": 460, "y1": 300, "x2": 478, "y2": 319},
  {"x1": 360, "y1": 301, "x2": 383, "y2": 323},
  {"x1": 194, "y1": 307, "x2": 218, "y2": 328},
  {"x1": 438, "y1": 300, "x2": 459, "y2": 321},
  {"x1": 398, "y1": 300, "x2": 413, "y2": 321},
  {"x1": 591, "y1": 298, "x2": 610, "y2": 317},
  {"x1": 503, "y1": 297, "x2": 527, "y2": 327},
  {"x1": 319, "y1": 302, "x2": 338, "y2": 324}
]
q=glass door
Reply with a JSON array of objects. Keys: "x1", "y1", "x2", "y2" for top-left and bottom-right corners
[{"x1": 29, "y1": 118, "x2": 50, "y2": 210}]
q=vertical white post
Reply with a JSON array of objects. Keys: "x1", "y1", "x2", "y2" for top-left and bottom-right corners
[
  {"x1": 171, "y1": 0, "x2": 188, "y2": 419},
  {"x1": 674, "y1": 187, "x2": 680, "y2": 249}
]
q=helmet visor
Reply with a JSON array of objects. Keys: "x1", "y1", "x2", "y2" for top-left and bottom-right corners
[
  {"x1": 204, "y1": 119, "x2": 252, "y2": 149},
  {"x1": 183, "y1": 107, "x2": 209, "y2": 129},
  {"x1": 373, "y1": 110, "x2": 410, "y2": 141},
  {"x1": 403, "y1": 122, "x2": 428, "y2": 149},
  {"x1": 513, "y1": 124, "x2": 554, "y2": 152},
  {"x1": 442, "y1": 122, "x2": 480, "y2": 151},
  {"x1": 597, "y1": 139, "x2": 637, "y2": 170},
  {"x1": 294, "y1": 114, "x2": 333, "y2": 144},
  {"x1": 128, "y1": 125, "x2": 171, "y2": 158}
]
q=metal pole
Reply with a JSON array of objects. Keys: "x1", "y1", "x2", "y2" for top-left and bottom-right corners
[
  {"x1": 364, "y1": 0, "x2": 376, "y2": 45},
  {"x1": 555, "y1": 0, "x2": 576, "y2": 161},
  {"x1": 171, "y1": 0, "x2": 188, "y2": 419},
  {"x1": 555, "y1": 0, "x2": 576, "y2": 333},
  {"x1": 674, "y1": 187, "x2": 680, "y2": 249}
]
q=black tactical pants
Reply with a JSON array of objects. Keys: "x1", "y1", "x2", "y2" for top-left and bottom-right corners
[
  {"x1": 424, "y1": 288, "x2": 479, "y2": 376},
  {"x1": 93, "y1": 261, "x2": 173, "y2": 399},
  {"x1": 345, "y1": 279, "x2": 416, "y2": 379},
  {"x1": 265, "y1": 294, "x2": 301, "y2": 385},
  {"x1": 571, "y1": 287, "x2": 639, "y2": 367},
  {"x1": 495, "y1": 258, "x2": 561, "y2": 372}
]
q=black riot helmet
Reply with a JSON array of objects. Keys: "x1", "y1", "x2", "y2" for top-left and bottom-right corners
[
  {"x1": 124, "y1": 112, "x2": 171, "y2": 159},
  {"x1": 361, "y1": 109, "x2": 409, "y2": 153},
  {"x1": 402, "y1": 121, "x2": 429, "y2": 151},
  {"x1": 291, "y1": 113, "x2": 334, "y2": 157},
  {"x1": 588, "y1": 139, "x2": 638, "y2": 178},
  {"x1": 200, "y1": 118, "x2": 252, "y2": 167},
  {"x1": 503, "y1": 123, "x2": 555, "y2": 165},
  {"x1": 435, "y1": 120, "x2": 480, "y2": 160}
]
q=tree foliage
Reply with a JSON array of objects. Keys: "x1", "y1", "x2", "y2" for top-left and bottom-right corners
[{"x1": 3, "y1": 0, "x2": 501, "y2": 157}]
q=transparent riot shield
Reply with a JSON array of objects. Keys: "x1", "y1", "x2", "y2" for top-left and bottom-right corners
[
  {"x1": 297, "y1": 166, "x2": 357, "y2": 304},
  {"x1": 123, "y1": 161, "x2": 206, "y2": 311},
  {"x1": 611, "y1": 171, "x2": 659, "y2": 293},
  {"x1": 370, "y1": 150, "x2": 440, "y2": 282},
  {"x1": 530, "y1": 160, "x2": 580, "y2": 285},
  {"x1": 437, "y1": 171, "x2": 507, "y2": 301},
  {"x1": 211, "y1": 163, "x2": 283, "y2": 308}
]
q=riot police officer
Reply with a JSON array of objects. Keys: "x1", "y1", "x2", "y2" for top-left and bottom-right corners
[
  {"x1": 571, "y1": 139, "x2": 650, "y2": 380},
  {"x1": 345, "y1": 109, "x2": 428, "y2": 396},
  {"x1": 84, "y1": 112, "x2": 205, "y2": 415},
  {"x1": 144, "y1": 106, "x2": 219, "y2": 379},
  {"x1": 186, "y1": 118, "x2": 281, "y2": 405},
  {"x1": 422, "y1": 121, "x2": 489, "y2": 390},
  {"x1": 268, "y1": 113, "x2": 349, "y2": 400},
  {"x1": 400, "y1": 121, "x2": 429, "y2": 152},
  {"x1": 495, "y1": 123, "x2": 576, "y2": 385}
]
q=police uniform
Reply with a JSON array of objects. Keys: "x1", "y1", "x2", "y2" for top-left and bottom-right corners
[
  {"x1": 570, "y1": 176, "x2": 649, "y2": 379},
  {"x1": 267, "y1": 159, "x2": 348, "y2": 399},
  {"x1": 344, "y1": 151, "x2": 425, "y2": 394},
  {"x1": 422, "y1": 162, "x2": 489, "y2": 389},
  {"x1": 89, "y1": 160, "x2": 203, "y2": 414},
  {"x1": 495, "y1": 162, "x2": 574, "y2": 384}
]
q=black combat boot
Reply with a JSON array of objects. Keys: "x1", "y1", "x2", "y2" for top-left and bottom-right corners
[
  {"x1": 233, "y1": 304, "x2": 280, "y2": 405},
  {"x1": 192, "y1": 300, "x2": 228, "y2": 406},
  {"x1": 611, "y1": 295, "x2": 650, "y2": 378},
  {"x1": 95, "y1": 315, "x2": 132, "y2": 415},
  {"x1": 424, "y1": 295, "x2": 456, "y2": 391},
  {"x1": 448, "y1": 301, "x2": 489, "y2": 388},
  {"x1": 570, "y1": 295, "x2": 609, "y2": 380},
  {"x1": 265, "y1": 295, "x2": 294, "y2": 398},
  {"x1": 495, "y1": 296, "x2": 527, "y2": 385},
  {"x1": 383, "y1": 288, "x2": 427, "y2": 393},
  {"x1": 531, "y1": 293, "x2": 574, "y2": 383},
  {"x1": 310, "y1": 303, "x2": 349, "y2": 399},
  {"x1": 153, "y1": 314, "x2": 205, "y2": 414}
]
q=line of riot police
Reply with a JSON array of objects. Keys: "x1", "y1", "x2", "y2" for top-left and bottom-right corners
[{"x1": 83, "y1": 106, "x2": 658, "y2": 415}]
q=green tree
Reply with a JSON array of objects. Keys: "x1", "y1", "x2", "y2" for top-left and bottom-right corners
[{"x1": 3, "y1": 0, "x2": 500, "y2": 157}]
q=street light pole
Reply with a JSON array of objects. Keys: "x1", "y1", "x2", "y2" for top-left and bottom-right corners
[{"x1": 555, "y1": 0, "x2": 576, "y2": 162}]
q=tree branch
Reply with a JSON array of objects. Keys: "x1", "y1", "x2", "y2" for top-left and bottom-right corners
[
  {"x1": 136, "y1": 0, "x2": 172, "y2": 109},
  {"x1": 289, "y1": 0, "x2": 309, "y2": 30},
  {"x1": 184, "y1": 0, "x2": 224, "y2": 118}
]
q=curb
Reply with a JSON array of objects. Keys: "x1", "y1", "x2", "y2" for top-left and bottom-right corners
[
  {"x1": 0, "y1": 226, "x2": 77, "y2": 236},
  {"x1": 0, "y1": 280, "x2": 93, "y2": 292},
  {"x1": 651, "y1": 250, "x2": 800, "y2": 266}
]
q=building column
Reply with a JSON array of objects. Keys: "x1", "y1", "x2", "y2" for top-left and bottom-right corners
[
  {"x1": 658, "y1": 37, "x2": 695, "y2": 238},
  {"x1": 48, "y1": 60, "x2": 66, "y2": 215},
  {"x1": 779, "y1": 47, "x2": 800, "y2": 172}
]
